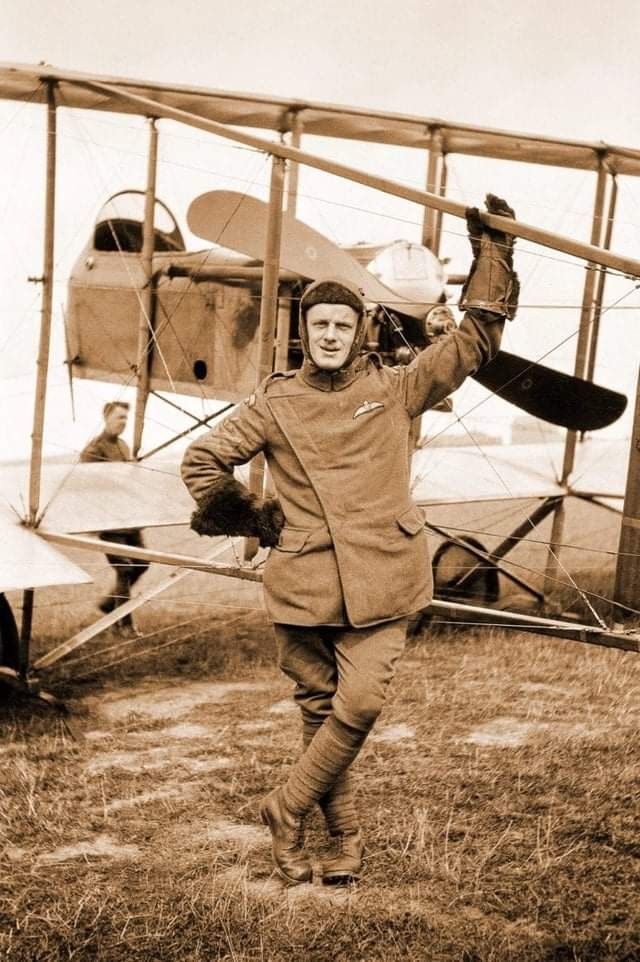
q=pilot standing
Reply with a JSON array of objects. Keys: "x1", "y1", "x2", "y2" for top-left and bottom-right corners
[
  {"x1": 80, "y1": 401, "x2": 148, "y2": 633},
  {"x1": 181, "y1": 196, "x2": 518, "y2": 885}
]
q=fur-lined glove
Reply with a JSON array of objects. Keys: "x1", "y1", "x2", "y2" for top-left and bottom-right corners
[
  {"x1": 459, "y1": 193, "x2": 520, "y2": 320},
  {"x1": 190, "y1": 476, "x2": 285, "y2": 548}
]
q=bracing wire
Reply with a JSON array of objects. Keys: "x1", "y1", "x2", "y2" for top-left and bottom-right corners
[
  {"x1": 3, "y1": 97, "x2": 640, "y2": 644},
  {"x1": 382, "y1": 286, "x2": 637, "y2": 626}
]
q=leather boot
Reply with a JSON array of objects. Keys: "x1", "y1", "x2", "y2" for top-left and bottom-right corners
[
  {"x1": 259, "y1": 787, "x2": 312, "y2": 885},
  {"x1": 319, "y1": 768, "x2": 363, "y2": 883},
  {"x1": 322, "y1": 828, "x2": 364, "y2": 885}
]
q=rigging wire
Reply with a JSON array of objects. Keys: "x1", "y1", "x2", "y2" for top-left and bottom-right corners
[
  {"x1": 2, "y1": 103, "x2": 639, "y2": 640},
  {"x1": 30, "y1": 128, "x2": 270, "y2": 521},
  {"x1": 384, "y1": 287, "x2": 636, "y2": 625},
  {"x1": 68, "y1": 609, "x2": 264, "y2": 680}
]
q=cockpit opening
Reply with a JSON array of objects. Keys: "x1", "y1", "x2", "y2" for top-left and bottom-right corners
[{"x1": 93, "y1": 191, "x2": 186, "y2": 253}]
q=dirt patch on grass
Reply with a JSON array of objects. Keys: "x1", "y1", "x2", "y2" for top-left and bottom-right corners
[
  {"x1": 268, "y1": 697, "x2": 297, "y2": 715},
  {"x1": 86, "y1": 745, "x2": 233, "y2": 775},
  {"x1": 204, "y1": 818, "x2": 268, "y2": 849},
  {"x1": 87, "y1": 679, "x2": 269, "y2": 723},
  {"x1": 2, "y1": 618, "x2": 639, "y2": 962},
  {"x1": 464, "y1": 715, "x2": 609, "y2": 747},
  {"x1": 518, "y1": 682, "x2": 577, "y2": 697},
  {"x1": 36, "y1": 834, "x2": 142, "y2": 865},
  {"x1": 370, "y1": 722, "x2": 416, "y2": 743},
  {"x1": 103, "y1": 784, "x2": 201, "y2": 814},
  {"x1": 237, "y1": 719, "x2": 276, "y2": 732}
]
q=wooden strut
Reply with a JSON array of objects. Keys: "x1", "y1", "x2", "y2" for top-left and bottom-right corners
[
  {"x1": 614, "y1": 364, "x2": 640, "y2": 613},
  {"x1": 545, "y1": 162, "x2": 609, "y2": 589},
  {"x1": 20, "y1": 81, "x2": 58, "y2": 665},
  {"x1": 428, "y1": 600, "x2": 639, "y2": 653},
  {"x1": 73, "y1": 78, "x2": 640, "y2": 279},
  {"x1": 244, "y1": 154, "x2": 286, "y2": 561},
  {"x1": 274, "y1": 111, "x2": 304, "y2": 374},
  {"x1": 28, "y1": 82, "x2": 58, "y2": 525},
  {"x1": 434, "y1": 155, "x2": 448, "y2": 257},
  {"x1": 33, "y1": 529, "x2": 639, "y2": 655},
  {"x1": 132, "y1": 118, "x2": 158, "y2": 457},
  {"x1": 38, "y1": 530, "x2": 263, "y2": 581},
  {"x1": 561, "y1": 162, "x2": 609, "y2": 481},
  {"x1": 585, "y1": 175, "x2": 618, "y2": 387},
  {"x1": 422, "y1": 127, "x2": 443, "y2": 252},
  {"x1": 33, "y1": 537, "x2": 246, "y2": 671}
]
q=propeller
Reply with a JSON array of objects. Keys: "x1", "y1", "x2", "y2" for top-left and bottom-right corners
[{"x1": 187, "y1": 190, "x2": 627, "y2": 432}]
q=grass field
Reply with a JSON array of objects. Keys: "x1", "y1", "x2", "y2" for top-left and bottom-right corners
[{"x1": 1, "y1": 511, "x2": 639, "y2": 961}]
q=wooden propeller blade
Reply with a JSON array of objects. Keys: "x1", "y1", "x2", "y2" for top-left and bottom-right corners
[
  {"x1": 188, "y1": 190, "x2": 428, "y2": 319},
  {"x1": 474, "y1": 351, "x2": 627, "y2": 431},
  {"x1": 188, "y1": 190, "x2": 627, "y2": 431}
]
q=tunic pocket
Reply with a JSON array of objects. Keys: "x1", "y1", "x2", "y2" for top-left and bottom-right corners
[
  {"x1": 275, "y1": 527, "x2": 312, "y2": 553},
  {"x1": 396, "y1": 505, "x2": 426, "y2": 536}
]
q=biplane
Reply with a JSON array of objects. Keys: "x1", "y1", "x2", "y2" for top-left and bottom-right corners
[{"x1": 1, "y1": 62, "x2": 639, "y2": 703}]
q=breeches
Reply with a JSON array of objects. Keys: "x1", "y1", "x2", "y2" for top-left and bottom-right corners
[
  {"x1": 274, "y1": 619, "x2": 408, "y2": 734},
  {"x1": 101, "y1": 529, "x2": 148, "y2": 587}
]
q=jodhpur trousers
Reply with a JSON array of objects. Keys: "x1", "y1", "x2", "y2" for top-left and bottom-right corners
[{"x1": 273, "y1": 618, "x2": 408, "y2": 735}]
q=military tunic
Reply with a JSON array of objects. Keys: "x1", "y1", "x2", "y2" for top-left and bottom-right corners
[
  {"x1": 181, "y1": 310, "x2": 502, "y2": 628},
  {"x1": 79, "y1": 431, "x2": 131, "y2": 463}
]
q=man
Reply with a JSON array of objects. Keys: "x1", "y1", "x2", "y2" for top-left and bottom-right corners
[
  {"x1": 180, "y1": 195, "x2": 518, "y2": 885},
  {"x1": 80, "y1": 401, "x2": 148, "y2": 633}
]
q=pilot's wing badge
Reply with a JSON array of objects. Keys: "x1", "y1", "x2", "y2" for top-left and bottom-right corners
[{"x1": 353, "y1": 400, "x2": 385, "y2": 420}]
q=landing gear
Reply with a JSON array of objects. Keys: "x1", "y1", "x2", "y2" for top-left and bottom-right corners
[
  {"x1": 0, "y1": 594, "x2": 20, "y2": 671},
  {"x1": 0, "y1": 593, "x2": 66, "y2": 710},
  {"x1": 431, "y1": 535, "x2": 500, "y2": 605},
  {"x1": 408, "y1": 536, "x2": 501, "y2": 637}
]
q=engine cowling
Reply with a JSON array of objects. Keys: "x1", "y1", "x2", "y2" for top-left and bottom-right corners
[{"x1": 367, "y1": 240, "x2": 446, "y2": 308}]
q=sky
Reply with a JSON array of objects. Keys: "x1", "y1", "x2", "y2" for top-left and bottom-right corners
[{"x1": 1, "y1": 0, "x2": 639, "y2": 460}]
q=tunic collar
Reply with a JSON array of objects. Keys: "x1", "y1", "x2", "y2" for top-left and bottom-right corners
[{"x1": 299, "y1": 357, "x2": 361, "y2": 391}]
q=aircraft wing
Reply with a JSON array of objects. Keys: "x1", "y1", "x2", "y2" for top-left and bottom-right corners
[
  {"x1": 0, "y1": 438, "x2": 628, "y2": 594},
  {"x1": 0, "y1": 458, "x2": 194, "y2": 594},
  {"x1": 2, "y1": 63, "x2": 640, "y2": 177},
  {"x1": 411, "y1": 443, "x2": 565, "y2": 505},
  {"x1": 0, "y1": 459, "x2": 194, "y2": 534},
  {"x1": 411, "y1": 439, "x2": 627, "y2": 505},
  {"x1": 0, "y1": 512, "x2": 93, "y2": 593}
]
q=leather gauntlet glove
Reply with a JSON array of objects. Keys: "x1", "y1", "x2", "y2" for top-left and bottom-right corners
[
  {"x1": 190, "y1": 475, "x2": 285, "y2": 548},
  {"x1": 459, "y1": 193, "x2": 520, "y2": 320}
]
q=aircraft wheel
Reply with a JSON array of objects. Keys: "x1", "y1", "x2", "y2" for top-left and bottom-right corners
[
  {"x1": 0, "y1": 594, "x2": 20, "y2": 671},
  {"x1": 432, "y1": 536, "x2": 500, "y2": 605}
]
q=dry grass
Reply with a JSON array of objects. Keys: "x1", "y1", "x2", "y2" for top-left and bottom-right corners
[
  {"x1": 1, "y1": 589, "x2": 639, "y2": 962},
  {"x1": 1, "y1": 503, "x2": 639, "y2": 961}
]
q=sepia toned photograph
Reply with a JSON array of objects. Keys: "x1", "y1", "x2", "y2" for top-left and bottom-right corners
[{"x1": 1, "y1": 2, "x2": 639, "y2": 959}]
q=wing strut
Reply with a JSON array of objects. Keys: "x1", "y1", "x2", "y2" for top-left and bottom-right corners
[
  {"x1": 614, "y1": 365, "x2": 640, "y2": 612},
  {"x1": 546, "y1": 161, "x2": 610, "y2": 588},
  {"x1": 28, "y1": 81, "x2": 58, "y2": 525},
  {"x1": 132, "y1": 118, "x2": 159, "y2": 457},
  {"x1": 244, "y1": 154, "x2": 286, "y2": 561},
  {"x1": 19, "y1": 81, "x2": 59, "y2": 672}
]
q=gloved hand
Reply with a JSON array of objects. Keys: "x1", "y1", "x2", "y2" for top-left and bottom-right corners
[
  {"x1": 190, "y1": 475, "x2": 285, "y2": 548},
  {"x1": 459, "y1": 193, "x2": 520, "y2": 320}
]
